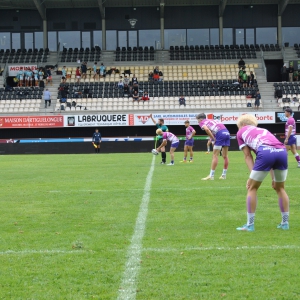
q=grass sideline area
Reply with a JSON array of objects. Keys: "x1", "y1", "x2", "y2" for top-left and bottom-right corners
[{"x1": 0, "y1": 152, "x2": 300, "y2": 299}]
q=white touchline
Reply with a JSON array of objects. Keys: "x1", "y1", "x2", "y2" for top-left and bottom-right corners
[
  {"x1": 143, "y1": 245, "x2": 300, "y2": 252},
  {"x1": 117, "y1": 156, "x2": 155, "y2": 300},
  {"x1": 0, "y1": 249, "x2": 87, "y2": 255}
]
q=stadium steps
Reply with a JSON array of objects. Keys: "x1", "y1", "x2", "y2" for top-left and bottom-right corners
[{"x1": 283, "y1": 47, "x2": 298, "y2": 66}]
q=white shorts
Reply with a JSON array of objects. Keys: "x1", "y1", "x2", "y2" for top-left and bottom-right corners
[
  {"x1": 213, "y1": 145, "x2": 222, "y2": 150},
  {"x1": 76, "y1": 76, "x2": 81, "y2": 79},
  {"x1": 250, "y1": 169, "x2": 288, "y2": 182}
]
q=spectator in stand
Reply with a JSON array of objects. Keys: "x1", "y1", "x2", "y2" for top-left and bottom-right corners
[
  {"x1": 81, "y1": 62, "x2": 87, "y2": 79},
  {"x1": 289, "y1": 65, "x2": 294, "y2": 82},
  {"x1": 76, "y1": 66, "x2": 81, "y2": 83},
  {"x1": 154, "y1": 66, "x2": 159, "y2": 75},
  {"x1": 293, "y1": 70, "x2": 299, "y2": 81},
  {"x1": 141, "y1": 91, "x2": 150, "y2": 101},
  {"x1": 153, "y1": 72, "x2": 160, "y2": 81},
  {"x1": 61, "y1": 66, "x2": 67, "y2": 83},
  {"x1": 238, "y1": 67, "x2": 244, "y2": 83},
  {"x1": 281, "y1": 64, "x2": 288, "y2": 82},
  {"x1": 46, "y1": 67, "x2": 53, "y2": 86},
  {"x1": 118, "y1": 77, "x2": 124, "y2": 89},
  {"x1": 59, "y1": 86, "x2": 69, "y2": 103},
  {"x1": 179, "y1": 95, "x2": 186, "y2": 107},
  {"x1": 44, "y1": 88, "x2": 51, "y2": 108},
  {"x1": 248, "y1": 71, "x2": 255, "y2": 87},
  {"x1": 93, "y1": 62, "x2": 98, "y2": 79},
  {"x1": 100, "y1": 63, "x2": 106, "y2": 78},
  {"x1": 123, "y1": 75, "x2": 130, "y2": 85},
  {"x1": 148, "y1": 71, "x2": 154, "y2": 81},
  {"x1": 132, "y1": 90, "x2": 139, "y2": 102},
  {"x1": 275, "y1": 87, "x2": 283, "y2": 105},
  {"x1": 131, "y1": 74, "x2": 138, "y2": 85},
  {"x1": 254, "y1": 90, "x2": 261, "y2": 110},
  {"x1": 242, "y1": 70, "x2": 248, "y2": 88},
  {"x1": 38, "y1": 68, "x2": 44, "y2": 82},
  {"x1": 33, "y1": 69, "x2": 39, "y2": 86},
  {"x1": 17, "y1": 69, "x2": 24, "y2": 87},
  {"x1": 123, "y1": 84, "x2": 130, "y2": 97},
  {"x1": 238, "y1": 58, "x2": 245, "y2": 68}
]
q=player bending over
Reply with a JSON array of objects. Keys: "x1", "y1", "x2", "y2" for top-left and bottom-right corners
[
  {"x1": 156, "y1": 129, "x2": 179, "y2": 166},
  {"x1": 180, "y1": 120, "x2": 196, "y2": 163},
  {"x1": 284, "y1": 108, "x2": 300, "y2": 168},
  {"x1": 236, "y1": 114, "x2": 289, "y2": 232},
  {"x1": 196, "y1": 113, "x2": 230, "y2": 180}
]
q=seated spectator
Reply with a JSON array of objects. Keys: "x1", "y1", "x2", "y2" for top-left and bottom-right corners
[
  {"x1": 59, "y1": 87, "x2": 69, "y2": 103},
  {"x1": 248, "y1": 71, "x2": 254, "y2": 87},
  {"x1": 118, "y1": 77, "x2": 124, "y2": 89},
  {"x1": 242, "y1": 71, "x2": 248, "y2": 88},
  {"x1": 131, "y1": 82, "x2": 139, "y2": 93},
  {"x1": 123, "y1": 84, "x2": 130, "y2": 97},
  {"x1": 254, "y1": 90, "x2": 261, "y2": 110},
  {"x1": 141, "y1": 91, "x2": 150, "y2": 101},
  {"x1": 179, "y1": 95, "x2": 186, "y2": 107},
  {"x1": 132, "y1": 90, "x2": 139, "y2": 102},
  {"x1": 123, "y1": 75, "x2": 130, "y2": 85},
  {"x1": 238, "y1": 67, "x2": 244, "y2": 83},
  {"x1": 148, "y1": 71, "x2": 154, "y2": 81},
  {"x1": 153, "y1": 66, "x2": 159, "y2": 74},
  {"x1": 153, "y1": 73, "x2": 160, "y2": 81},
  {"x1": 238, "y1": 57, "x2": 245, "y2": 68},
  {"x1": 131, "y1": 74, "x2": 138, "y2": 85}
]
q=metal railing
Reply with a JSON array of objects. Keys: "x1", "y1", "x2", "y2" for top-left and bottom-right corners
[{"x1": 260, "y1": 49, "x2": 267, "y2": 78}]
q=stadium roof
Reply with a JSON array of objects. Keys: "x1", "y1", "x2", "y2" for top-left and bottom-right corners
[{"x1": 0, "y1": 0, "x2": 299, "y2": 10}]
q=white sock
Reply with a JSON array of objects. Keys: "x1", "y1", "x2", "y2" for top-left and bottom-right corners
[
  {"x1": 210, "y1": 170, "x2": 215, "y2": 177},
  {"x1": 281, "y1": 212, "x2": 289, "y2": 224},
  {"x1": 247, "y1": 213, "x2": 255, "y2": 226},
  {"x1": 222, "y1": 169, "x2": 227, "y2": 176},
  {"x1": 207, "y1": 148, "x2": 210, "y2": 152}
]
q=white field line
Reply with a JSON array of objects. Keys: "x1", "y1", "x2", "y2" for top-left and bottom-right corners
[
  {"x1": 143, "y1": 245, "x2": 300, "y2": 252},
  {"x1": 117, "y1": 156, "x2": 155, "y2": 300},
  {"x1": 48, "y1": 185, "x2": 299, "y2": 193},
  {"x1": 0, "y1": 249, "x2": 87, "y2": 255}
]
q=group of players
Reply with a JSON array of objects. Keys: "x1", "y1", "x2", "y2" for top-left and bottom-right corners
[{"x1": 152, "y1": 108, "x2": 299, "y2": 231}]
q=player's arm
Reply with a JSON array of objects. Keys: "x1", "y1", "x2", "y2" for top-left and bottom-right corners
[
  {"x1": 202, "y1": 125, "x2": 215, "y2": 141},
  {"x1": 189, "y1": 129, "x2": 196, "y2": 139},
  {"x1": 149, "y1": 113, "x2": 156, "y2": 125},
  {"x1": 99, "y1": 133, "x2": 102, "y2": 143},
  {"x1": 157, "y1": 139, "x2": 167, "y2": 151},
  {"x1": 284, "y1": 126, "x2": 292, "y2": 144},
  {"x1": 241, "y1": 145, "x2": 254, "y2": 172}
]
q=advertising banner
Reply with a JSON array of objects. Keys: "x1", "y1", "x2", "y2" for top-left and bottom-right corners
[
  {"x1": 0, "y1": 115, "x2": 64, "y2": 128},
  {"x1": 8, "y1": 65, "x2": 38, "y2": 77},
  {"x1": 275, "y1": 112, "x2": 300, "y2": 123},
  {"x1": 63, "y1": 114, "x2": 129, "y2": 127},
  {"x1": 131, "y1": 112, "x2": 275, "y2": 126}
]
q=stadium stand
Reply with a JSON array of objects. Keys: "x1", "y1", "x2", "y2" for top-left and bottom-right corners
[
  {"x1": 0, "y1": 48, "x2": 50, "y2": 64},
  {"x1": 115, "y1": 46, "x2": 155, "y2": 62},
  {"x1": 60, "y1": 46, "x2": 101, "y2": 63},
  {"x1": 273, "y1": 82, "x2": 300, "y2": 110}
]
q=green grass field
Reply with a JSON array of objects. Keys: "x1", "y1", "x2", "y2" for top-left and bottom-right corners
[{"x1": 1, "y1": 151, "x2": 300, "y2": 300}]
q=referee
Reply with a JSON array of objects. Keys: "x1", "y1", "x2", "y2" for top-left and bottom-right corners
[
  {"x1": 150, "y1": 113, "x2": 168, "y2": 164},
  {"x1": 92, "y1": 129, "x2": 101, "y2": 153}
]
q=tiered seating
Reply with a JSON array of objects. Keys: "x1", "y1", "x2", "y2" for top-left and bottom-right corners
[
  {"x1": 273, "y1": 82, "x2": 300, "y2": 109},
  {"x1": 170, "y1": 45, "x2": 259, "y2": 60},
  {"x1": 60, "y1": 46, "x2": 101, "y2": 63},
  {"x1": 115, "y1": 46, "x2": 155, "y2": 61},
  {"x1": 0, "y1": 99, "x2": 41, "y2": 113},
  {"x1": 0, "y1": 48, "x2": 49, "y2": 64},
  {"x1": 293, "y1": 44, "x2": 300, "y2": 58},
  {"x1": 0, "y1": 87, "x2": 44, "y2": 100},
  {"x1": 56, "y1": 63, "x2": 259, "y2": 112}
]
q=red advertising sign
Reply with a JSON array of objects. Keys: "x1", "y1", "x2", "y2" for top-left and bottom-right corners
[{"x1": 0, "y1": 115, "x2": 64, "y2": 128}]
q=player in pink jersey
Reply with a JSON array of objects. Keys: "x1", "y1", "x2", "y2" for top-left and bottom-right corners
[
  {"x1": 180, "y1": 120, "x2": 196, "y2": 163},
  {"x1": 156, "y1": 129, "x2": 179, "y2": 166},
  {"x1": 196, "y1": 113, "x2": 230, "y2": 180},
  {"x1": 284, "y1": 108, "x2": 300, "y2": 167},
  {"x1": 236, "y1": 114, "x2": 289, "y2": 232}
]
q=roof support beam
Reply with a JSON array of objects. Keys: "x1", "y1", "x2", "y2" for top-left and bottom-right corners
[
  {"x1": 278, "y1": 0, "x2": 290, "y2": 16},
  {"x1": 32, "y1": 0, "x2": 46, "y2": 20},
  {"x1": 160, "y1": 0, "x2": 165, "y2": 19},
  {"x1": 97, "y1": 0, "x2": 105, "y2": 19},
  {"x1": 219, "y1": 0, "x2": 227, "y2": 17}
]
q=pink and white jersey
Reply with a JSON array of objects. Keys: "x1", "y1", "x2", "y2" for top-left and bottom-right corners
[
  {"x1": 237, "y1": 125, "x2": 284, "y2": 152},
  {"x1": 186, "y1": 125, "x2": 195, "y2": 139},
  {"x1": 162, "y1": 132, "x2": 179, "y2": 143},
  {"x1": 285, "y1": 117, "x2": 296, "y2": 137},
  {"x1": 199, "y1": 119, "x2": 226, "y2": 135}
]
